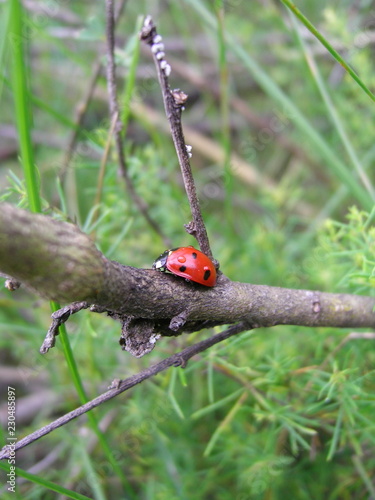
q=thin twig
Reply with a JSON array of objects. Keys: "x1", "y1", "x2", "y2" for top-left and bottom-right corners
[
  {"x1": 59, "y1": 0, "x2": 128, "y2": 182},
  {"x1": 105, "y1": 1, "x2": 171, "y2": 247},
  {"x1": 90, "y1": 111, "x2": 119, "y2": 236},
  {"x1": 139, "y1": 16, "x2": 213, "y2": 258},
  {"x1": 59, "y1": 61, "x2": 103, "y2": 182},
  {"x1": 0, "y1": 323, "x2": 248, "y2": 459}
]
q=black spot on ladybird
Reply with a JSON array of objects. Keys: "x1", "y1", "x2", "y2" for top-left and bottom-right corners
[
  {"x1": 192, "y1": 252, "x2": 197, "y2": 259},
  {"x1": 179, "y1": 265, "x2": 187, "y2": 272},
  {"x1": 203, "y1": 270, "x2": 211, "y2": 281}
]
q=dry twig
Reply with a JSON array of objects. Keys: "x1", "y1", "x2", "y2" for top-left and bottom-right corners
[
  {"x1": 105, "y1": 2, "x2": 170, "y2": 246},
  {"x1": 0, "y1": 323, "x2": 247, "y2": 459},
  {"x1": 140, "y1": 16, "x2": 213, "y2": 258},
  {"x1": 60, "y1": 0, "x2": 128, "y2": 181}
]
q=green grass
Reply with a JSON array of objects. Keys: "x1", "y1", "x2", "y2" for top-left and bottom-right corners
[
  {"x1": 281, "y1": 0, "x2": 375, "y2": 104},
  {"x1": 9, "y1": 0, "x2": 40, "y2": 213},
  {"x1": 0, "y1": 461, "x2": 92, "y2": 500},
  {"x1": 0, "y1": 1, "x2": 374, "y2": 499},
  {"x1": 4, "y1": 1, "x2": 133, "y2": 497}
]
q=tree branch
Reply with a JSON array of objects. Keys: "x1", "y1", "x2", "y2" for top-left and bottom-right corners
[
  {"x1": 1, "y1": 203, "x2": 374, "y2": 352},
  {"x1": 105, "y1": 1, "x2": 171, "y2": 246},
  {"x1": 0, "y1": 323, "x2": 247, "y2": 460},
  {"x1": 139, "y1": 16, "x2": 213, "y2": 258},
  {"x1": 0, "y1": 204, "x2": 104, "y2": 303}
]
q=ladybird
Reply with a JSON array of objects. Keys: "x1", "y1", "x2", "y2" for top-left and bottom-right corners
[{"x1": 152, "y1": 246, "x2": 216, "y2": 287}]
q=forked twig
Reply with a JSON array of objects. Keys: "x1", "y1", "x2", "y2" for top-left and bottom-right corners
[
  {"x1": 0, "y1": 323, "x2": 248, "y2": 459},
  {"x1": 60, "y1": 0, "x2": 128, "y2": 182},
  {"x1": 105, "y1": 1, "x2": 171, "y2": 246},
  {"x1": 59, "y1": 61, "x2": 103, "y2": 182},
  {"x1": 140, "y1": 16, "x2": 213, "y2": 259}
]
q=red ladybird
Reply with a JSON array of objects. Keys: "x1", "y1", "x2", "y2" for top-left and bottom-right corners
[{"x1": 152, "y1": 246, "x2": 216, "y2": 287}]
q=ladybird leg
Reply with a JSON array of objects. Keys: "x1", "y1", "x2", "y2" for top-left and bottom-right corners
[{"x1": 169, "y1": 310, "x2": 189, "y2": 331}]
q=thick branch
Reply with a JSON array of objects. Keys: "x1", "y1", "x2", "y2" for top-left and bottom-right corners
[
  {"x1": 0, "y1": 204, "x2": 104, "y2": 303},
  {"x1": 100, "y1": 260, "x2": 375, "y2": 329},
  {"x1": 1, "y1": 204, "x2": 375, "y2": 331}
]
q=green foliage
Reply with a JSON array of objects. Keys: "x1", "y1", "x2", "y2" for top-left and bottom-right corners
[
  {"x1": 310, "y1": 207, "x2": 375, "y2": 294},
  {"x1": 0, "y1": 1, "x2": 374, "y2": 499}
]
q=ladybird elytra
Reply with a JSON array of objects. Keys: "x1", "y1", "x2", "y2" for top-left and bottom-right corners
[
  {"x1": 152, "y1": 246, "x2": 217, "y2": 287},
  {"x1": 203, "y1": 267, "x2": 211, "y2": 281}
]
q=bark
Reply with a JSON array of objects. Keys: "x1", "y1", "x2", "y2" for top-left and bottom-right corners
[
  {"x1": 0, "y1": 203, "x2": 104, "y2": 303},
  {"x1": 1, "y1": 203, "x2": 374, "y2": 340}
]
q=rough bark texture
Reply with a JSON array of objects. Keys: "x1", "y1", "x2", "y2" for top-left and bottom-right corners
[
  {"x1": 1, "y1": 203, "x2": 375, "y2": 338},
  {"x1": 100, "y1": 260, "x2": 375, "y2": 329},
  {"x1": 0, "y1": 204, "x2": 104, "y2": 302}
]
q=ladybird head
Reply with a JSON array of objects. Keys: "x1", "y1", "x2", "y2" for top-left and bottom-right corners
[{"x1": 152, "y1": 249, "x2": 171, "y2": 271}]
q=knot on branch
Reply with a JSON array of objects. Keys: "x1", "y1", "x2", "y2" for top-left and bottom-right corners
[
  {"x1": 5, "y1": 278, "x2": 21, "y2": 291},
  {"x1": 139, "y1": 15, "x2": 156, "y2": 45},
  {"x1": 171, "y1": 88, "x2": 188, "y2": 112},
  {"x1": 119, "y1": 317, "x2": 161, "y2": 358},
  {"x1": 184, "y1": 220, "x2": 196, "y2": 236}
]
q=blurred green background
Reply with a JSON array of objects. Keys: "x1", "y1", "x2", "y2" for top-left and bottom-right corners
[{"x1": 0, "y1": 0, "x2": 375, "y2": 498}]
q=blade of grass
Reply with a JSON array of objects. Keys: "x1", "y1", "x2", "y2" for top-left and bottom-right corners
[
  {"x1": 280, "y1": 0, "x2": 375, "y2": 104},
  {"x1": 327, "y1": 405, "x2": 343, "y2": 460},
  {"x1": 214, "y1": 3, "x2": 234, "y2": 224},
  {"x1": 91, "y1": 113, "x2": 119, "y2": 235},
  {"x1": 0, "y1": 1, "x2": 10, "y2": 102},
  {"x1": 32, "y1": 93, "x2": 80, "y2": 130},
  {"x1": 9, "y1": 0, "x2": 41, "y2": 213},
  {"x1": 79, "y1": 441, "x2": 107, "y2": 500},
  {"x1": 168, "y1": 368, "x2": 185, "y2": 420},
  {"x1": 295, "y1": 148, "x2": 375, "y2": 254},
  {"x1": 288, "y1": 11, "x2": 375, "y2": 200},
  {"x1": 56, "y1": 177, "x2": 68, "y2": 214},
  {"x1": 203, "y1": 391, "x2": 248, "y2": 456},
  {"x1": 51, "y1": 301, "x2": 135, "y2": 496},
  {"x1": 207, "y1": 353, "x2": 215, "y2": 404},
  {"x1": 352, "y1": 454, "x2": 375, "y2": 499},
  {"x1": 191, "y1": 388, "x2": 245, "y2": 419},
  {"x1": 8, "y1": 4, "x2": 134, "y2": 496},
  {"x1": 185, "y1": 0, "x2": 373, "y2": 210},
  {"x1": 106, "y1": 217, "x2": 133, "y2": 257},
  {"x1": 284, "y1": 423, "x2": 311, "y2": 454},
  {"x1": 1, "y1": 72, "x2": 82, "y2": 131},
  {"x1": 0, "y1": 461, "x2": 92, "y2": 500}
]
